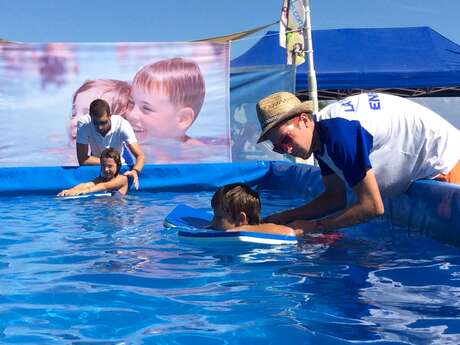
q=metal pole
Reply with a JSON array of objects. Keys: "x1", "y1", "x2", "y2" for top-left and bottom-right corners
[{"x1": 303, "y1": 0, "x2": 318, "y2": 112}]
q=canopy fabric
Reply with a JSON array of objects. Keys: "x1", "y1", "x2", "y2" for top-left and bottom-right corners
[
  {"x1": 231, "y1": 27, "x2": 460, "y2": 98},
  {"x1": 194, "y1": 21, "x2": 277, "y2": 43}
]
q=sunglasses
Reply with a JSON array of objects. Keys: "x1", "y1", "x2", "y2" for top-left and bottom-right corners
[
  {"x1": 271, "y1": 117, "x2": 300, "y2": 154},
  {"x1": 92, "y1": 119, "x2": 110, "y2": 127}
]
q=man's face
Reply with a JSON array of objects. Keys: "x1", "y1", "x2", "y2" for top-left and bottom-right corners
[
  {"x1": 266, "y1": 114, "x2": 315, "y2": 160},
  {"x1": 92, "y1": 112, "x2": 111, "y2": 136}
]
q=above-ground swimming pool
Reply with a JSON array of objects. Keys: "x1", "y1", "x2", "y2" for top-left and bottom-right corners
[{"x1": 1, "y1": 162, "x2": 460, "y2": 344}]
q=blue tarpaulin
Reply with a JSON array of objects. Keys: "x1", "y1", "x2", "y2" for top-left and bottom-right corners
[{"x1": 231, "y1": 27, "x2": 460, "y2": 93}]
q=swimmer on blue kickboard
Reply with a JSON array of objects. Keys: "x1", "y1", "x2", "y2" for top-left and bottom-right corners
[
  {"x1": 165, "y1": 184, "x2": 298, "y2": 245},
  {"x1": 165, "y1": 183, "x2": 343, "y2": 245},
  {"x1": 209, "y1": 183, "x2": 295, "y2": 236},
  {"x1": 57, "y1": 148, "x2": 129, "y2": 198}
]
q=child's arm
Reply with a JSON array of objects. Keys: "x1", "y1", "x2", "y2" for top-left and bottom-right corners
[
  {"x1": 57, "y1": 181, "x2": 96, "y2": 197},
  {"x1": 89, "y1": 175, "x2": 128, "y2": 195},
  {"x1": 228, "y1": 223, "x2": 296, "y2": 237},
  {"x1": 57, "y1": 175, "x2": 128, "y2": 197}
]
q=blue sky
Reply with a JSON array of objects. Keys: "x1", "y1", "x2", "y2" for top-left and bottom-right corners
[{"x1": 1, "y1": 0, "x2": 459, "y2": 58}]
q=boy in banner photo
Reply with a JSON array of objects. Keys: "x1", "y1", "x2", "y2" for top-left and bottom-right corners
[{"x1": 127, "y1": 57, "x2": 206, "y2": 145}]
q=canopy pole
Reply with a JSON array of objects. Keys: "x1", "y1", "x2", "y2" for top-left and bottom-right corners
[{"x1": 303, "y1": 0, "x2": 318, "y2": 112}]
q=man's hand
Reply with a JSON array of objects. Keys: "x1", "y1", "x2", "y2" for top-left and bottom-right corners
[
  {"x1": 124, "y1": 169, "x2": 139, "y2": 190},
  {"x1": 288, "y1": 219, "x2": 319, "y2": 236},
  {"x1": 126, "y1": 143, "x2": 145, "y2": 189}
]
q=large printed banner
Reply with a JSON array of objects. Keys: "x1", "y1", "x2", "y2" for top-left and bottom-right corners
[{"x1": 0, "y1": 42, "x2": 230, "y2": 166}]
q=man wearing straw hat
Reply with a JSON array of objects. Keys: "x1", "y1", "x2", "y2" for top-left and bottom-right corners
[{"x1": 256, "y1": 91, "x2": 460, "y2": 232}]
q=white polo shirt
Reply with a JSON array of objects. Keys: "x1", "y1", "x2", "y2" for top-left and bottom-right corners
[{"x1": 76, "y1": 114, "x2": 137, "y2": 162}]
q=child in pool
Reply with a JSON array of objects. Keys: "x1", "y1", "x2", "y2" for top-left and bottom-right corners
[
  {"x1": 127, "y1": 57, "x2": 205, "y2": 144},
  {"x1": 210, "y1": 183, "x2": 296, "y2": 236},
  {"x1": 58, "y1": 148, "x2": 129, "y2": 197}
]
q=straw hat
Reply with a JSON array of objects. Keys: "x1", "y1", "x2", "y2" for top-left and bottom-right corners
[{"x1": 256, "y1": 92, "x2": 313, "y2": 143}]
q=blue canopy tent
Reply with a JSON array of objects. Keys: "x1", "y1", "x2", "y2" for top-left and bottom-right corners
[{"x1": 231, "y1": 27, "x2": 460, "y2": 99}]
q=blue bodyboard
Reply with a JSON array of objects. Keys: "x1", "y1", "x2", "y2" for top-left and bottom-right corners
[{"x1": 164, "y1": 204, "x2": 298, "y2": 245}]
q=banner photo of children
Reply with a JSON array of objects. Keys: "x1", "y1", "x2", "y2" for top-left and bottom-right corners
[{"x1": 0, "y1": 41, "x2": 230, "y2": 166}]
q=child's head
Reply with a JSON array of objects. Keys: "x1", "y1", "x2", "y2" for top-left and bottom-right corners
[
  {"x1": 100, "y1": 148, "x2": 122, "y2": 180},
  {"x1": 128, "y1": 57, "x2": 205, "y2": 140},
  {"x1": 211, "y1": 183, "x2": 261, "y2": 230},
  {"x1": 69, "y1": 79, "x2": 134, "y2": 139}
]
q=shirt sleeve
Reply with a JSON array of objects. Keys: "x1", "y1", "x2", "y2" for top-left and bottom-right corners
[
  {"x1": 76, "y1": 121, "x2": 89, "y2": 145},
  {"x1": 121, "y1": 119, "x2": 137, "y2": 144},
  {"x1": 320, "y1": 118, "x2": 373, "y2": 188}
]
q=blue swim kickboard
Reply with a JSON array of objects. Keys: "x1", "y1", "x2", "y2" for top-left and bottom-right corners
[{"x1": 164, "y1": 204, "x2": 298, "y2": 245}]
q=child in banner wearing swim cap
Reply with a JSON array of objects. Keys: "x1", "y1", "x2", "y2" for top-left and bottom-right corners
[
  {"x1": 58, "y1": 148, "x2": 129, "y2": 197},
  {"x1": 210, "y1": 183, "x2": 296, "y2": 236}
]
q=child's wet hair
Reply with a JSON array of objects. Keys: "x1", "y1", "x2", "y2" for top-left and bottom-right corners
[
  {"x1": 100, "y1": 148, "x2": 122, "y2": 175},
  {"x1": 211, "y1": 183, "x2": 261, "y2": 225}
]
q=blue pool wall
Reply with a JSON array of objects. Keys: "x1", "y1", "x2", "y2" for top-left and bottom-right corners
[{"x1": 1, "y1": 161, "x2": 459, "y2": 244}]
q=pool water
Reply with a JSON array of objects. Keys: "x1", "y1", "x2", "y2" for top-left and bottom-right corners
[{"x1": 1, "y1": 190, "x2": 460, "y2": 344}]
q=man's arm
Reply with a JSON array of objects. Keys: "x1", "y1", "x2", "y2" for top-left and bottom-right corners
[
  {"x1": 264, "y1": 173, "x2": 347, "y2": 224},
  {"x1": 76, "y1": 143, "x2": 100, "y2": 166},
  {"x1": 290, "y1": 169, "x2": 384, "y2": 233},
  {"x1": 123, "y1": 142, "x2": 145, "y2": 190}
]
